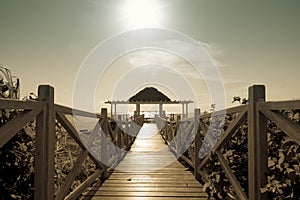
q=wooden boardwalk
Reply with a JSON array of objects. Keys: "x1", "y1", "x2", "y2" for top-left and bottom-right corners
[{"x1": 84, "y1": 124, "x2": 210, "y2": 200}]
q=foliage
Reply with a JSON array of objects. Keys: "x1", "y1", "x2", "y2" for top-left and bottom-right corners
[
  {"x1": 54, "y1": 119, "x2": 97, "y2": 194},
  {"x1": 0, "y1": 110, "x2": 34, "y2": 200},
  {"x1": 199, "y1": 109, "x2": 300, "y2": 199},
  {"x1": 261, "y1": 110, "x2": 300, "y2": 199},
  {"x1": 199, "y1": 113, "x2": 248, "y2": 199},
  {"x1": 0, "y1": 110, "x2": 97, "y2": 199}
]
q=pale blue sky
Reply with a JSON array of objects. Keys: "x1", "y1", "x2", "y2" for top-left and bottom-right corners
[{"x1": 0, "y1": 0, "x2": 299, "y2": 112}]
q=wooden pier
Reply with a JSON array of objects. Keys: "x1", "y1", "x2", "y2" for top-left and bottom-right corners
[
  {"x1": 1, "y1": 84, "x2": 300, "y2": 200},
  {"x1": 83, "y1": 124, "x2": 209, "y2": 200}
]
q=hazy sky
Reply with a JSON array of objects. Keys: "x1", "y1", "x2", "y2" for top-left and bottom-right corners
[{"x1": 1, "y1": 0, "x2": 299, "y2": 113}]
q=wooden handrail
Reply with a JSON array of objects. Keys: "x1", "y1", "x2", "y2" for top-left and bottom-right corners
[
  {"x1": 0, "y1": 98, "x2": 42, "y2": 109},
  {"x1": 258, "y1": 99, "x2": 300, "y2": 110},
  {"x1": 55, "y1": 104, "x2": 102, "y2": 118},
  {"x1": 200, "y1": 104, "x2": 247, "y2": 119}
]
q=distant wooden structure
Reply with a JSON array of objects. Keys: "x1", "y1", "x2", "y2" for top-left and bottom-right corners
[{"x1": 106, "y1": 87, "x2": 193, "y2": 119}]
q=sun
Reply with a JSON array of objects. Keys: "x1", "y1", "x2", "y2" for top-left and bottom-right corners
[{"x1": 122, "y1": 0, "x2": 162, "y2": 28}]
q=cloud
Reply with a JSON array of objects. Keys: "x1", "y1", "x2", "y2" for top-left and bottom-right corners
[
  {"x1": 199, "y1": 41, "x2": 227, "y2": 67},
  {"x1": 127, "y1": 50, "x2": 203, "y2": 80},
  {"x1": 199, "y1": 41, "x2": 224, "y2": 56},
  {"x1": 123, "y1": 39, "x2": 229, "y2": 89}
]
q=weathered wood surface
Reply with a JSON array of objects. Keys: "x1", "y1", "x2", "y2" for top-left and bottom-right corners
[{"x1": 83, "y1": 124, "x2": 210, "y2": 200}]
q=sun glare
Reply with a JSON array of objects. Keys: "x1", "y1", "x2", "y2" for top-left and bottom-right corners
[{"x1": 122, "y1": 0, "x2": 162, "y2": 28}]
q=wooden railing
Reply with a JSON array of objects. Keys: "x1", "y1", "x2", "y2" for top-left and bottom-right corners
[
  {"x1": 156, "y1": 85, "x2": 300, "y2": 200},
  {"x1": 0, "y1": 85, "x2": 144, "y2": 200},
  {"x1": 156, "y1": 114, "x2": 195, "y2": 164}
]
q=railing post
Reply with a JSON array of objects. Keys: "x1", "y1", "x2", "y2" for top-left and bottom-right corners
[
  {"x1": 35, "y1": 85, "x2": 55, "y2": 200},
  {"x1": 168, "y1": 120, "x2": 172, "y2": 142},
  {"x1": 141, "y1": 114, "x2": 144, "y2": 125},
  {"x1": 101, "y1": 108, "x2": 108, "y2": 178},
  {"x1": 194, "y1": 108, "x2": 201, "y2": 180},
  {"x1": 165, "y1": 121, "x2": 169, "y2": 142},
  {"x1": 248, "y1": 85, "x2": 267, "y2": 200},
  {"x1": 125, "y1": 119, "x2": 130, "y2": 147},
  {"x1": 175, "y1": 115, "x2": 181, "y2": 138},
  {"x1": 117, "y1": 115, "x2": 122, "y2": 148},
  {"x1": 176, "y1": 115, "x2": 182, "y2": 156}
]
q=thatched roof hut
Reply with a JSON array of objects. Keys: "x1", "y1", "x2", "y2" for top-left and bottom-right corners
[{"x1": 129, "y1": 87, "x2": 171, "y2": 102}]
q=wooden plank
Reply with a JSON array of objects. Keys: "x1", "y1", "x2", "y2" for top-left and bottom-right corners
[
  {"x1": 96, "y1": 187, "x2": 204, "y2": 192},
  {"x1": 92, "y1": 191, "x2": 206, "y2": 197},
  {"x1": 87, "y1": 197, "x2": 209, "y2": 200},
  {"x1": 108, "y1": 175, "x2": 196, "y2": 180},
  {"x1": 106, "y1": 168, "x2": 191, "y2": 173},
  {"x1": 94, "y1": 183, "x2": 200, "y2": 187},
  {"x1": 110, "y1": 171, "x2": 194, "y2": 175},
  {"x1": 104, "y1": 179, "x2": 200, "y2": 184},
  {"x1": 111, "y1": 169, "x2": 191, "y2": 173},
  {"x1": 81, "y1": 123, "x2": 210, "y2": 200}
]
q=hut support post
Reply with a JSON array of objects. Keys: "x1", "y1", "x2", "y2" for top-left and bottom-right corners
[
  {"x1": 114, "y1": 103, "x2": 117, "y2": 118},
  {"x1": 185, "y1": 103, "x2": 188, "y2": 118},
  {"x1": 136, "y1": 103, "x2": 140, "y2": 116},
  {"x1": 181, "y1": 103, "x2": 184, "y2": 118},
  {"x1": 159, "y1": 103, "x2": 163, "y2": 117}
]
